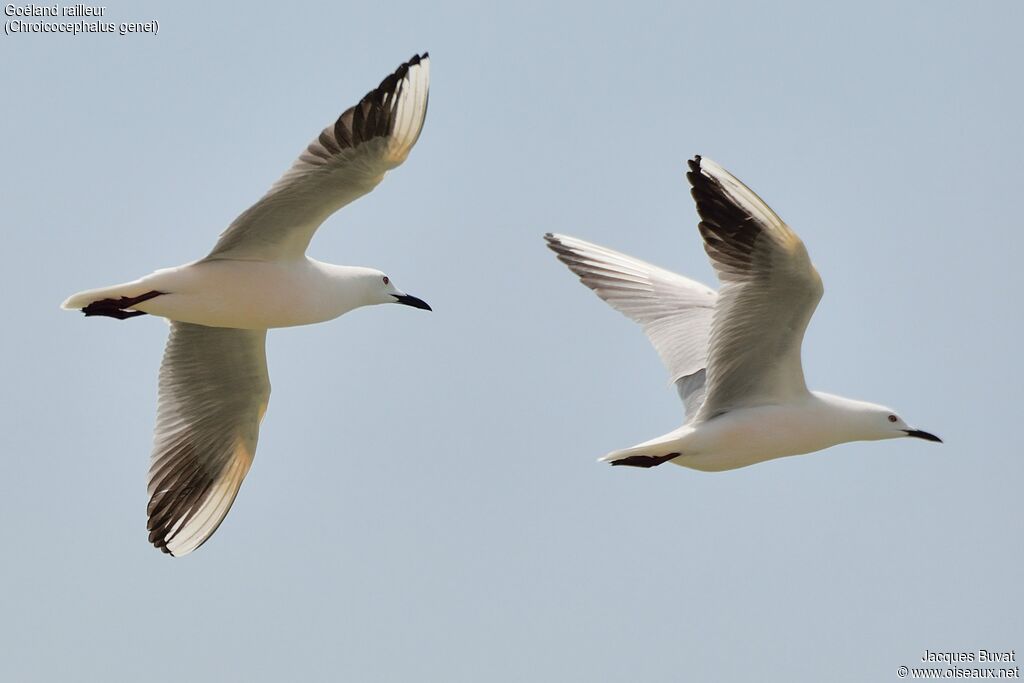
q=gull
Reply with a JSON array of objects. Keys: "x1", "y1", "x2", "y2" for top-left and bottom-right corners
[
  {"x1": 545, "y1": 155, "x2": 940, "y2": 472},
  {"x1": 62, "y1": 54, "x2": 432, "y2": 556}
]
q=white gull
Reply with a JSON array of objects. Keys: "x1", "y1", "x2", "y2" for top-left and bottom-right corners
[
  {"x1": 63, "y1": 53, "x2": 432, "y2": 556},
  {"x1": 545, "y1": 155, "x2": 940, "y2": 472}
]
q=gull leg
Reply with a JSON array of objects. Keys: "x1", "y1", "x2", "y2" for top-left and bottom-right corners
[
  {"x1": 81, "y1": 290, "x2": 164, "y2": 320},
  {"x1": 610, "y1": 453, "x2": 681, "y2": 468}
]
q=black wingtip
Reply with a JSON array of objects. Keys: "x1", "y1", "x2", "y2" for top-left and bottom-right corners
[
  {"x1": 543, "y1": 233, "x2": 566, "y2": 254},
  {"x1": 686, "y1": 156, "x2": 705, "y2": 188},
  {"x1": 543, "y1": 234, "x2": 577, "y2": 263},
  {"x1": 406, "y1": 52, "x2": 429, "y2": 68},
  {"x1": 334, "y1": 53, "x2": 429, "y2": 151}
]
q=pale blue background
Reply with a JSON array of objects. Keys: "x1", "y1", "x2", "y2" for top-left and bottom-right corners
[{"x1": 3, "y1": 1, "x2": 1021, "y2": 681}]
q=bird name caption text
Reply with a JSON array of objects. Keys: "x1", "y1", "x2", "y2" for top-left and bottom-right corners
[
  {"x1": 4, "y1": 4, "x2": 159, "y2": 36},
  {"x1": 897, "y1": 650, "x2": 1019, "y2": 679}
]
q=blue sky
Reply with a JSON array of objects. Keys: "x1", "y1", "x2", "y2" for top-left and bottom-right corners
[{"x1": 3, "y1": 1, "x2": 1022, "y2": 681}]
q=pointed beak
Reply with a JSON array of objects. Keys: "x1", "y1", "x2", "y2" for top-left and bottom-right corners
[
  {"x1": 904, "y1": 429, "x2": 942, "y2": 443},
  {"x1": 393, "y1": 293, "x2": 432, "y2": 311}
]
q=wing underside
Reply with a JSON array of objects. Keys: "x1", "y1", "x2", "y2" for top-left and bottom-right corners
[
  {"x1": 545, "y1": 233, "x2": 716, "y2": 416},
  {"x1": 147, "y1": 322, "x2": 270, "y2": 556},
  {"x1": 206, "y1": 53, "x2": 430, "y2": 261}
]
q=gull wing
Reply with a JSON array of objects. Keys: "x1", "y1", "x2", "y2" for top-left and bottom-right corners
[
  {"x1": 687, "y1": 156, "x2": 823, "y2": 420},
  {"x1": 146, "y1": 322, "x2": 271, "y2": 556},
  {"x1": 545, "y1": 233, "x2": 716, "y2": 417},
  {"x1": 206, "y1": 53, "x2": 430, "y2": 261}
]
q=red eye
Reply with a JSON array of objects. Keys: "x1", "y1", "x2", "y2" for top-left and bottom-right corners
[
  {"x1": 383, "y1": 276, "x2": 390, "y2": 285},
  {"x1": 888, "y1": 415, "x2": 898, "y2": 423}
]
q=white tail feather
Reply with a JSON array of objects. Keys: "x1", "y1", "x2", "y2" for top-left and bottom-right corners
[
  {"x1": 599, "y1": 426, "x2": 691, "y2": 464},
  {"x1": 61, "y1": 279, "x2": 150, "y2": 310}
]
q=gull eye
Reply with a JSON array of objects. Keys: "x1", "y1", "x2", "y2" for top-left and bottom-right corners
[
  {"x1": 888, "y1": 415, "x2": 898, "y2": 423},
  {"x1": 382, "y1": 276, "x2": 390, "y2": 285}
]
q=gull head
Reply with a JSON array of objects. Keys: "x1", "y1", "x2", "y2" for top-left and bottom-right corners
[
  {"x1": 356, "y1": 269, "x2": 431, "y2": 311},
  {"x1": 816, "y1": 393, "x2": 941, "y2": 444},
  {"x1": 857, "y1": 402, "x2": 942, "y2": 444}
]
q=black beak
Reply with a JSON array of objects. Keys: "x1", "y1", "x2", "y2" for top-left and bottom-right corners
[
  {"x1": 904, "y1": 429, "x2": 943, "y2": 443},
  {"x1": 393, "y1": 293, "x2": 432, "y2": 311}
]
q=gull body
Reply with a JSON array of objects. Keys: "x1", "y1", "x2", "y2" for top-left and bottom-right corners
[
  {"x1": 63, "y1": 54, "x2": 432, "y2": 556},
  {"x1": 618, "y1": 393, "x2": 925, "y2": 473},
  {"x1": 546, "y1": 156, "x2": 940, "y2": 472},
  {"x1": 68, "y1": 259, "x2": 404, "y2": 330}
]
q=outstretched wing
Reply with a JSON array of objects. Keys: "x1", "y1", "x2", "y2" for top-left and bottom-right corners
[
  {"x1": 545, "y1": 233, "x2": 716, "y2": 416},
  {"x1": 206, "y1": 53, "x2": 430, "y2": 261},
  {"x1": 147, "y1": 322, "x2": 271, "y2": 556},
  {"x1": 687, "y1": 156, "x2": 823, "y2": 420}
]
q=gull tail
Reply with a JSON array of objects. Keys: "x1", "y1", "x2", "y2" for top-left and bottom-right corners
[
  {"x1": 600, "y1": 429, "x2": 689, "y2": 468},
  {"x1": 62, "y1": 280, "x2": 164, "y2": 320}
]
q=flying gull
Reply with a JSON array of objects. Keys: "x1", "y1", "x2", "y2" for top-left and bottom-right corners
[
  {"x1": 545, "y1": 155, "x2": 940, "y2": 471},
  {"x1": 63, "y1": 53, "x2": 432, "y2": 555}
]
